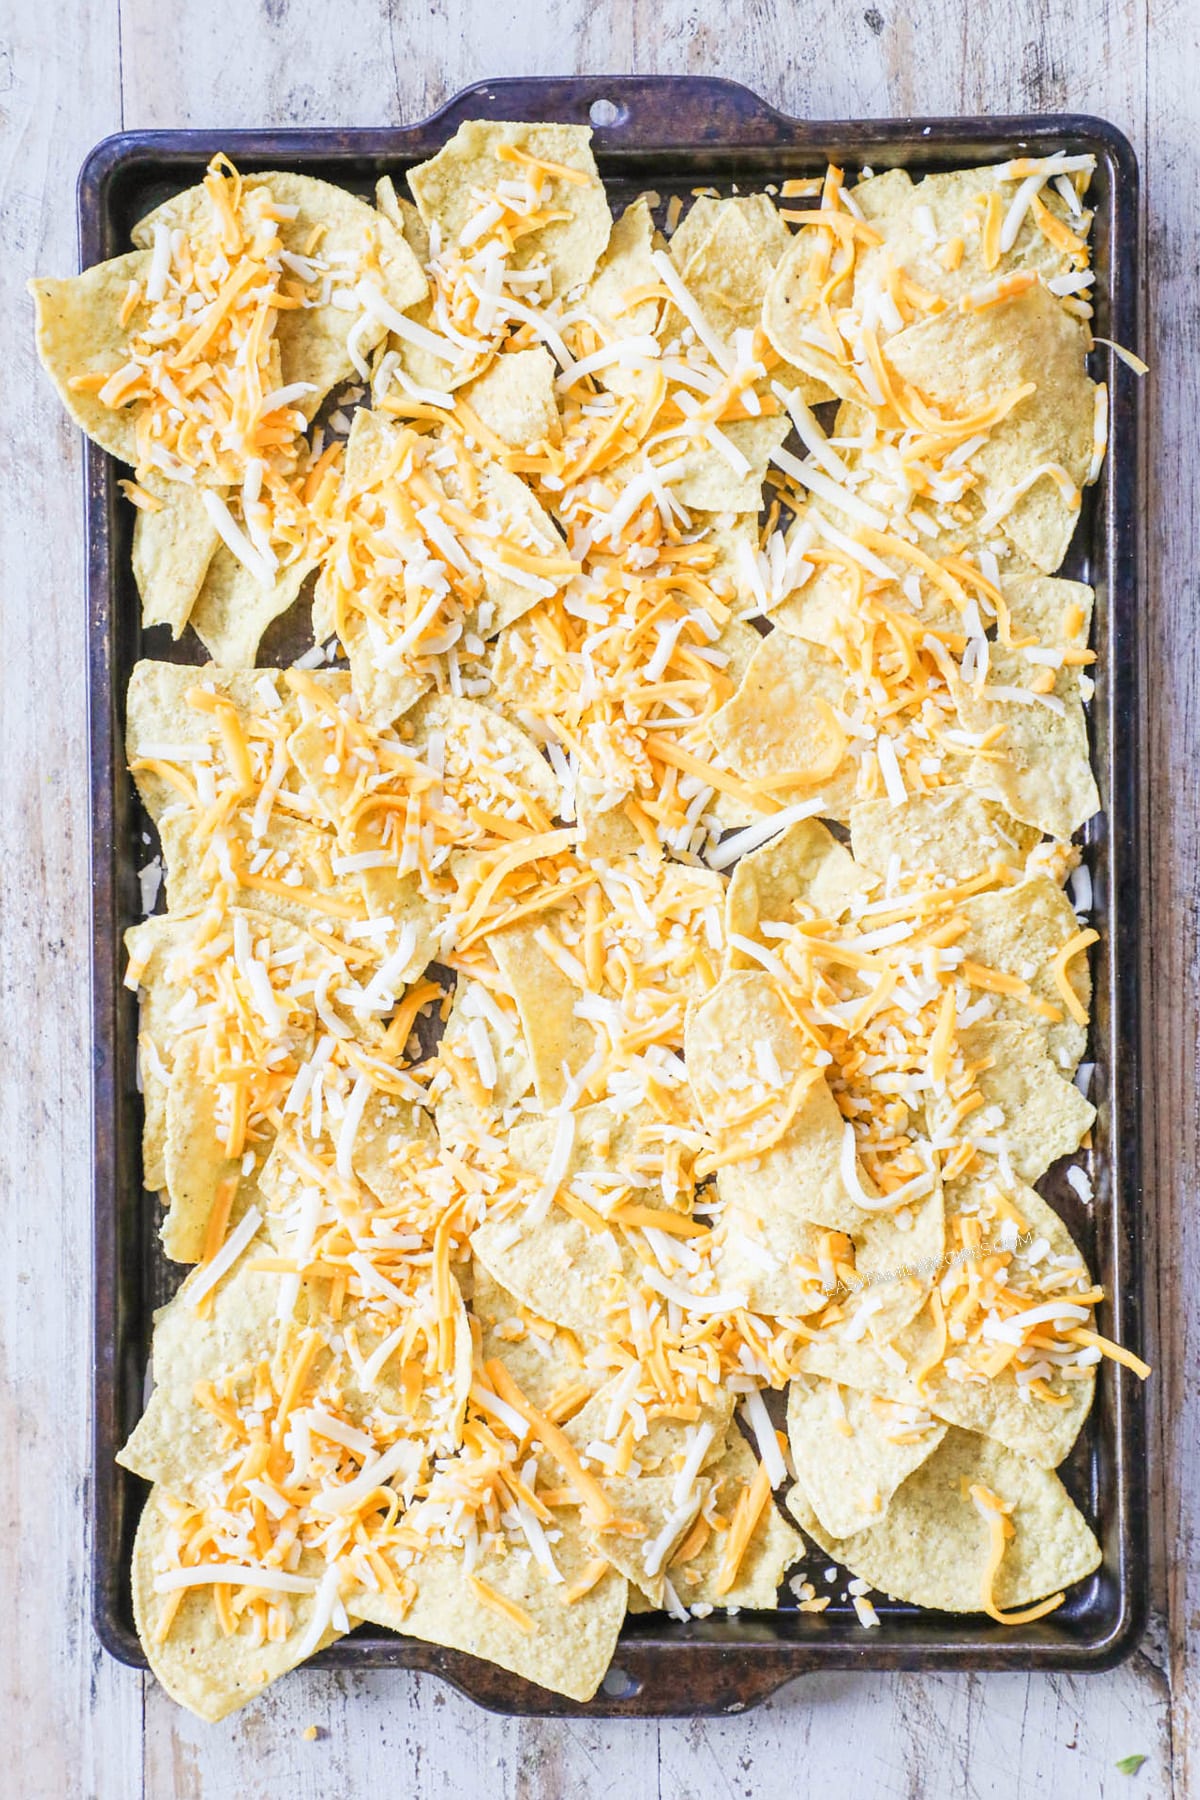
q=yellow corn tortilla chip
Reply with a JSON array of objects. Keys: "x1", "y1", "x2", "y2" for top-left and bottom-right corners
[
  {"x1": 408, "y1": 121, "x2": 611, "y2": 298},
  {"x1": 787, "y1": 1425, "x2": 1101, "y2": 1613},
  {"x1": 131, "y1": 1490, "x2": 344, "y2": 1722},
  {"x1": 132, "y1": 171, "x2": 426, "y2": 403},
  {"x1": 562, "y1": 1378, "x2": 733, "y2": 1485},
  {"x1": 882, "y1": 283, "x2": 1097, "y2": 572},
  {"x1": 434, "y1": 977, "x2": 535, "y2": 1144},
  {"x1": 471, "y1": 1261, "x2": 605, "y2": 1416},
  {"x1": 792, "y1": 1181, "x2": 1096, "y2": 1467},
  {"x1": 763, "y1": 232, "x2": 864, "y2": 405},
  {"x1": 132, "y1": 475, "x2": 222, "y2": 636},
  {"x1": 786, "y1": 1373, "x2": 948, "y2": 1538},
  {"x1": 956, "y1": 873, "x2": 1091, "y2": 1072},
  {"x1": 591, "y1": 1473, "x2": 710, "y2": 1607},
  {"x1": 461, "y1": 346, "x2": 561, "y2": 450},
  {"x1": 157, "y1": 809, "x2": 358, "y2": 937},
  {"x1": 470, "y1": 1103, "x2": 671, "y2": 1334},
  {"x1": 686, "y1": 971, "x2": 873, "y2": 1238},
  {"x1": 707, "y1": 629, "x2": 860, "y2": 820},
  {"x1": 28, "y1": 251, "x2": 151, "y2": 462},
  {"x1": 351, "y1": 1513, "x2": 627, "y2": 1703},
  {"x1": 489, "y1": 920, "x2": 596, "y2": 1110},
  {"x1": 189, "y1": 543, "x2": 315, "y2": 669},
  {"x1": 952, "y1": 579, "x2": 1100, "y2": 839},
  {"x1": 852, "y1": 165, "x2": 1091, "y2": 330},
  {"x1": 927, "y1": 1019, "x2": 1095, "y2": 1184},
  {"x1": 161, "y1": 1032, "x2": 255, "y2": 1261},
  {"x1": 668, "y1": 414, "x2": 790, "y2": 513},
  {"x1": 652, "y1": 1431, "x2": 804, "y2": 1612},
  {"x1": 672, "y1": 196, "x2": 790, "y2": 339},
  {"x1": 850, "y1": 786, "x2": 1039, "y2": 883},
  {"x1": 583, "y1": 196, "x2": 661, "y2": 361},
  {"x1": 726, "y1": 817, "x2": 864, "y2": 961},
  {"x1": 851, "y1": 1176, "x2": 947, "y2": 1344}
]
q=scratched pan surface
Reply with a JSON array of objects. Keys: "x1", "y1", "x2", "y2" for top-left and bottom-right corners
[{"x1": 84, "y1": 75, "x2": 1146, "y2": 1716}]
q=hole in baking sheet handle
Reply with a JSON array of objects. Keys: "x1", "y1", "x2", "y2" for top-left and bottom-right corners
[{"x1": 589, "y1": 97, "x2": 627, "y2": 129}]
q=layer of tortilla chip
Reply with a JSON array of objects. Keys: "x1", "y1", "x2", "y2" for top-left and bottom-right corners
[
  {"x1": 408, "y1": 121, "x2": 611, "y2": 298},
  {"x1": 157, "y1": 810, "x2": 356, "y2": 937},
  {"x1": 489, "y1": 921, "x2": 596, "y2": 1109},
  {"x1": 461, "y1": 346, "x2": 561, "y2": 450},
  {"x1": 956, "y1": 873, "x2": 1091, "y2": 1072},
  {"x1": 132, "y1": 475, "x2": 222, "y2": 636},
  {"x1": 952, "y1": 578, "x2": 1100, "y2": 838},
  {"x1": 285, "y1": 715, "x2": 442, "y2": 974},
  {"x1": 726, "y1": 817, "x2": 864, "y2": 961},
  {"x1": 850, "y1": 786, "x2": 1039, "y2": 883},
  {"x1": 792, "y1": 1181, "x2": 1096, "y2": 1467},
  {"x1": 852, "y1": 165, "x2": 1090, "y2": 330},
  {"x1": 927, "y1": 1019, "x2": 1095, "y2": 1184},
  {"x1": 29, "y1": 251, "x2": 151, "y2": 462},
  {"x1": 707, "y1": 629, "x2": 860, "y2": 819},
  {"x1": 686, "y1": 971, "x2": 871, "y2": 1237},
  {"x1": 125, "y1": 661, "x2": 310, "y2": 820},
  {"x1": 671, "y1": 195, "x2": 789, "y2": 345},
  {"x1": 132, "y1": 170, "x2": 426, "y2": 404},
  {"x1": 882, "y1": 283, "x2": 1096, "y2": 572},
  {"x1": 131, "y1": 1491, "x2": 344, "y2": 1722},
  {"x1": 786, "y1": 1372, "x2": 948, "y2": 1538},
  {"x1": 562, "y1": 1378, "x2": 733, "y2": 1486},
  {"x1": 786, "y1": 1425, "x2": 1101, "y2": 1613},
  {"x1": 351, "y1": 1512, "x2": 627, "y2": 1703}
]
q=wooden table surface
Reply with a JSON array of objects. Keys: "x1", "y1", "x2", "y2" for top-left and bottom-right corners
[{"x1": 2, "y1": 0, "x2": 1191, "y2": 1793}]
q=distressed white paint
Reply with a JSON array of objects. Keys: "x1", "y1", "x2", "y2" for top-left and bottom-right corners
[{"x1": 1, "y1": 0, "x2": 1189, "y2": 1793}]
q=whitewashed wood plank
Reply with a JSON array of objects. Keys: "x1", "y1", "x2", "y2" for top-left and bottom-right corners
[{"x1": 0, "y1": 4, "x2": 147, "y2": 1799}]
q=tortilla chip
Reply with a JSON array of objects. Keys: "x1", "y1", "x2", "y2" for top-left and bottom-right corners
[
  {"x1": 161, "y1": 1032, "x2": 251, "y2": 1261},
  {"x1": 470, "y1": 1103, "x2": 668, "y2": 1333},
  {"x1": 787, "y1": 1426, "x2": 1101, "y2": 1613},
  {"x1": 956, "y1": 874, "x2": 1091, "y2": 1072},
  {"x1": 726, "y1": 817, "x2": 864, "y2": 960},
  {"x1": 786, "y1": 1373, "x2": 948, "y2": 1538},
  {"x1": 952, "y1": 581, "x2": 1100, "y2": 839},
  {"x1": 927, "y1": 1019, "x2": 1095, "y2": 1183},
  {"x1": 852, "y1": 165, "x2": 1091, "y2": 330},
  {"x1": 471, "y1": 1261, "x2": 605, "y2": 1416},
  {"x1": 763, "y1": 233, "x2": 863, "y2": 404},
  {"x1": 157, "y1": 810, "x2": 356, "y2": 937},
  {"x1": 408, "y1": 121, "x2": 611, "y2": 298},
  {"x1": 461, "y1": 346, "x2": 561, "y2": 450},
  {"x1": 434, "y1": 978, "x2": 535, "y2": 1144},
  {"x1": 850, "y1": 786, "x2": 1039, "y2": 883},
  {"x1": 657, "y1": 1431, "x2": 804, "y2": 1611},
  {"x1": 188, "y1": 543, "x2": 315, "y2": 669},
  {"x1": 668, "y1": 414, "x2": 790, "y2": 513},
  {"x1": 852, "y1": 1176, "x2": 947, "y2": 1343},
  {"x1": 489, "y1": 921, "x2": 596, "y2": 1109},
  {"x1": 29, "y1": 251, "x2": 151, "y2": 462},
  {"x1": 882, "y1": 283, "x2": 1096, "y2": 572},
  {"x1": 672, "y1": 196, "x2": 790, "y2": 343},
  {"x1": 125, "y1": 661, "x2": 303, "y2": 820},
  {"x1": 133, "y1": 171, "x2": 426, "y2": 403},
  {"x1": 352, "y1": 1512, "x2": 627, "y2": 1702},
  {"x1": 583, "y1": 196, "x2": 661, "y2": 355},
  {"x1": 131, "y1": 1491, "x2": 343, "y2": 1722},
  {"x1": 132, "y1": 475, "x2": 221, "y2": 636},
  {"x1": 707, "y1": 629, "x2": 860, "y2": 820}
]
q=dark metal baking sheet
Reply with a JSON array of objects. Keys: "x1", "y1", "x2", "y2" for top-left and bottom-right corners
[{"x1": 85, "y1": 75, "x2": 1146, "y2": 1717}]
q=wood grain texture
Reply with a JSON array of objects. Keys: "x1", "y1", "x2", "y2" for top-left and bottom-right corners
[{"x1": 1, "y1": 0, "x2": 1188, "y2": 1792}]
